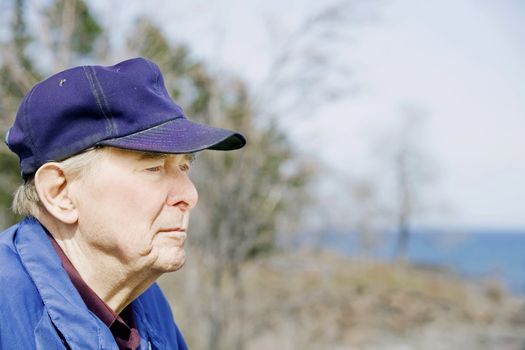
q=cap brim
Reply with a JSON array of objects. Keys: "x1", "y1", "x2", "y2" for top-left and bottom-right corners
[{"x1": 98, "y1": 118, "x2": 246, "y2": 153}]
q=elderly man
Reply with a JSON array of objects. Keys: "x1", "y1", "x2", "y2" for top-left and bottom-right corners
[{"x1": 0, "y1": 57, "x2": 245, "y2": 349}]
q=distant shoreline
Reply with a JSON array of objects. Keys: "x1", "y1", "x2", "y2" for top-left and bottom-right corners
[{"x1": 285, "y1": 229, "x2": 525, "y2": 295}]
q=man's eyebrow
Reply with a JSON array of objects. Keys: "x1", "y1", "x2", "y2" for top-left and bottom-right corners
[
  {"x1": 184, "y1": 153, "x2": 196, "y2": 163},
  {"x1": 137, "y1": 152, "x2": 170, "y2": 161},
  {"x1": 137, "y1": 152, "x2": 196, "y2": 163}
]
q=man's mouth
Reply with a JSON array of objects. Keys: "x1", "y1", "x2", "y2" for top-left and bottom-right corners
[
  {"x1": 158, "y1": 227, "x2": 186, "y2": 233},
  {"x1": 157, "y1": 228, "x2": 187, "y2": 242}
]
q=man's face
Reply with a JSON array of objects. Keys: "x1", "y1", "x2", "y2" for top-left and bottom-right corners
[{"x1": 69, "y1": 147, "x2": 198, "y2": 274}]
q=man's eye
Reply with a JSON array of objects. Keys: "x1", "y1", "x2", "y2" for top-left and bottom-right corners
[
  {"x1": 146, "y1": 166, "x2": 163, "y2": 172},
  {"x1": 179, "y1": 164, "x2": 190, "y2": 172}
]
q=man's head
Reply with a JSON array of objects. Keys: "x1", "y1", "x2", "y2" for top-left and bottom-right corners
[{"x1": 6, "y1": 57, "x2": 245, "y2": 273}]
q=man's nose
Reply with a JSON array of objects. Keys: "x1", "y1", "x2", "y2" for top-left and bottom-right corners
[{"x1": 166, "y1": 175, "x2": 199, "y2": 211}]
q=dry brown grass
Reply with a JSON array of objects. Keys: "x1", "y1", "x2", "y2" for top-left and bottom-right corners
[{"x1": 160, "y1": 249, "x2": 525, "y2": 350}]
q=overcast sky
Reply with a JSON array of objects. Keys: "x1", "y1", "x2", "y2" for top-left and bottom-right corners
[{"x1": 91, "y1": 0, "x2": 525, "y2": 229}]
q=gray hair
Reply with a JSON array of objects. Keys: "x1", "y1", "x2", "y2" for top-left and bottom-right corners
[{"x1": 12, "y1": 147, "x2": 103, "y2": 217}]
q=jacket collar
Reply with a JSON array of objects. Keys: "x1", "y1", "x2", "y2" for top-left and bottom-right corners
[{"x1": 15, "y1": 217, "x2": 116, "y2": 349}]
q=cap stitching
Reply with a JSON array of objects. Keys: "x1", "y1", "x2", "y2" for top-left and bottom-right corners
[
  {"x1": 90, "y1": 66, "x2": 118, "y2": 136},
  {"x1": 82, "y1": 66, "x2": 115, "y2": 137}
]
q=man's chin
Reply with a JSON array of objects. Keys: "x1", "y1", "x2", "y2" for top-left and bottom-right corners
[{"x1": 154, "y1": 253, "x2": 186, "y2": 273}]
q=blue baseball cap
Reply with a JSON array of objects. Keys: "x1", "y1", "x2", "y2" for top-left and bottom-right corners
[{"x1": 5, "y1": 57, "x2": 246, "y2": 178}]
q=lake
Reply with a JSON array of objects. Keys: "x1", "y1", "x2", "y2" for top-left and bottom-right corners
[{"x1": 294, "y1": 229, "x2": 525, "y2": 295}]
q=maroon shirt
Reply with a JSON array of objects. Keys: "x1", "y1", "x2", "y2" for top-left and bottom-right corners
[{"x1": 47, "y1": 234, "x2": 141, "y2": 350}]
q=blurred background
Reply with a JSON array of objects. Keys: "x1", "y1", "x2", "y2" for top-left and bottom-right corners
[{"x1": 1, "y1": 0, "x2": 524, "y2": 349}]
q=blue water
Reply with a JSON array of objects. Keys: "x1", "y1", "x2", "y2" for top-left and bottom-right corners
[{"x1": 299, "y1": 230, "x2": 525, "y2": 295}]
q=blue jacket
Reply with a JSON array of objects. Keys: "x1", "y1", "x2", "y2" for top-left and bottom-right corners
[{"x1": 0, "y1": 217, "x2": 189, "y2": 349}]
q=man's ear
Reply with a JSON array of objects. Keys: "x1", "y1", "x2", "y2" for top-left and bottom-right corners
[{"x1": 34, "y1": 163, "x2": 78, "y2": 224}]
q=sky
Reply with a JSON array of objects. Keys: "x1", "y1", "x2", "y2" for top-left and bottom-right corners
[{"x1": 91, "y1": 0, "x2": 525, "y2": 229}]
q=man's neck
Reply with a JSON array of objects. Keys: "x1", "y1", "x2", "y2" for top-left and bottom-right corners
[{"x1": 37, "y1": 215, "x2": 160, "y2": 314}]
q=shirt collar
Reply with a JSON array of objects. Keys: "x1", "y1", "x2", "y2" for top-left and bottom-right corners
[{"x1": 46, "y1": 231, "x2": 140, "y2": 349}]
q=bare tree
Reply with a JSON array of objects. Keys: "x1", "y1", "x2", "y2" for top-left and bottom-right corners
[
  {"x1": 172, "y1": 2, "x2": 377, "y2": 347},
  {"x1": 380, "y1": 106, "x2": 436, "y2": 261},
  {"x1": 255, "y1": 1, "x2": 374, "y2": 123}
]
